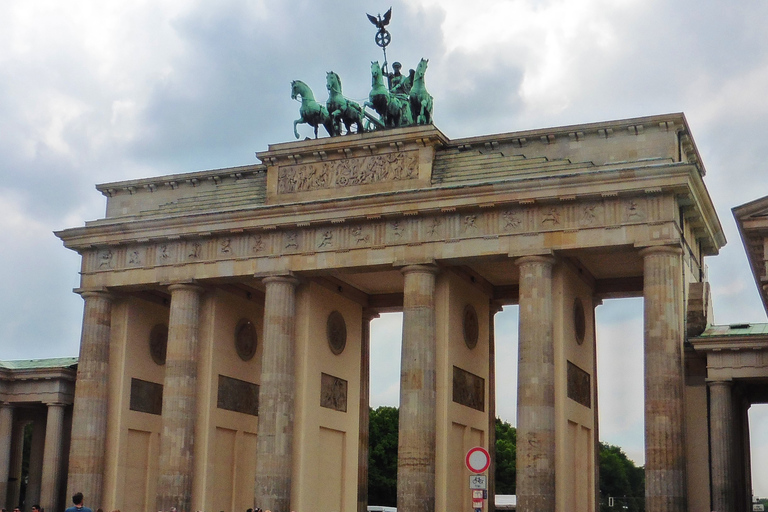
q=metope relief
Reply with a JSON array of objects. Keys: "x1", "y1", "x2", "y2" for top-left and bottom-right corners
[
  {"x1": 502, "y1": 209, "x2": 524, "y2": 231},
  {"x1": 351, "y1": 226, "x2": 371, "y2": 245},
  {"x1": 127, "y1": 248, "x2": 143, "y2": 267},
  {"x1": 98, "y1": 250, "x2": 114, "y2": 269},
  {"x1": 250, "y1": 234, "x2": 267, "y2": 253},
  {"x1": 541, "y1": 207, "x2": 562, "y2": 227},
  {"x1": 624, "y1": 200, "x2": 646, "y2": 222},
  {"x1": 277, "y1": 151, "x2": 419, "y2": 194},
  {"x1": 318, "y1": 230, "x2": 334, "y2": 249}
]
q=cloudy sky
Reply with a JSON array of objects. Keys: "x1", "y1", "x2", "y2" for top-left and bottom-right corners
[{"x1": 2, "y1": 0, "x2": 768, "y2": 498}]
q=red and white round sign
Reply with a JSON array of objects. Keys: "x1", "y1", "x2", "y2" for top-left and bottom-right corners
[{"x1": 465, "y1": 446, "x2": 491, "y2": 473}]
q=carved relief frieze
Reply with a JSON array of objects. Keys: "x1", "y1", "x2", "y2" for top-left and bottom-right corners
[
  {"x1": 84, "y1": 195, "x2": 674, "y2": 274},
  {"x1": 186, "y1": 240, "x2": 205, "y2": 261},
  {"x1": 127, "y1": 247, "x2": 144, "y2": 267},
  {"x1": 250, "y1": 233, "x2": 268, "y2": 254},
  {"x1": 425, "y1": 216, "x2": 443, "y2": 240},
  {"x1": 351, "y1": 225, "x2": 371, "y2": 246},
  {"x1": 624, "y1": 199, "x2": 646, "y2": 222},
  {"x1": 317, "y1": 229, "x2": 334, "y2": 249},
  {"x1": 283, "y1": 231, "x2": 300, "y2": 253},
  {"x1": 277, "y1": 150, "x2": 419, "y2": 194},
  {"x1": 155, "y1": 242, "x2": 177, "y2": 266},
  {"x1": 501, "y1": 209, "x2": 524, "y2": 232},
  {"x1": 98, "y1": 249, "x2": 114, "y2": 269}
]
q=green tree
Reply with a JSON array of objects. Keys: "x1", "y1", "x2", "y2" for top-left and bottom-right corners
[
  {"x1": 368, "y1": 406, "x2": 399, "y2": 506},
  {"x1": 599, "y1": 442, "x2": 645, "y2": 512},
  {"x1": 494, "y1": 418, "x2": 516, "y2": 494}
]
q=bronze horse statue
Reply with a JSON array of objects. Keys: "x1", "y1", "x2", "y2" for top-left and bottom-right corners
[
  {"x1": 409, "y1": 58, "x2": 433, "y2": 125},
  {"x1": 291, "y1": 80, "x2": 334, "y2": 139},
  {"x1": 326, "y1": 71, "x2": 366, "y2": 135}
]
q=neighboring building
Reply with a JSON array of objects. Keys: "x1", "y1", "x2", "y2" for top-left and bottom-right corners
[{"x1": 0, "y1": 358, "x2": 77, "y2": 512}]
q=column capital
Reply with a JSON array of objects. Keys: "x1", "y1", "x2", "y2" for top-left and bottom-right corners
[
  {"x1": 400, "y1": 263, "x2": 439, "y2": 276},
  {"x1": 515, "y1": 254, "x2": 556, "y2": 267},
  {"x1": 262, "y1": 273, "x2": 300, "y2": 287},
  {"x1": 75, "y1": 288, "x2": 113, "y2": 301},
  {"x1": 43, "y1": 402, "x2": 68, "y2": 409},
  {"x1": 638, "y1": 244, "x2": 683, "y2": 258},
  {"x1": 167, "y1": 282, "x2": 204, "y2": 294},
  {"x1": 363, "y1": 308, "x2": 380, "y2": 322},
  {"x1": 707, "y1": 378, "x2": 734, "y2": 387}
]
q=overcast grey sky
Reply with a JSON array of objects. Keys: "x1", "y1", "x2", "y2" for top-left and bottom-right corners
[{"x1": 2, "y1": 0, "x2": 768, "y2": 497}]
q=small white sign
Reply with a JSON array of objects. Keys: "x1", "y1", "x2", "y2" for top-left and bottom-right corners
[
  {"x1": 753, "y1": 504, "x2": 764, "y2": 512},
  {"x1": 469, "y1": 475, "x2": 487, "y2": 489},
  {"x1": 472, "y1": 490, "x2": 484, "y2": 499}
]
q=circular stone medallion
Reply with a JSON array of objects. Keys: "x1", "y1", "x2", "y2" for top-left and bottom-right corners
[
  {"x1": 574, "y1": 297, "x2": 586, "y2": 345},
  {"x1": 463, "y1": 304, "x2": 479, "y2": 349},
  {"x1": 149, "y1": 323, "x2": 168, "y2": 365},
  {"x1": 235, "y1": 319, "x2": 257, "y2": 361},
  {"x1": 327, "y1": 311, "x2": 347, "y2": 355}
]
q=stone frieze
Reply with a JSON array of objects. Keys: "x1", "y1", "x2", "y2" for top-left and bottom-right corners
[
  {"x1": 82, "y1": 194, "x2": 669, "y2": 274},
  {"x1": 277, "y1": 151, "x2": 419, "y2": 194}
]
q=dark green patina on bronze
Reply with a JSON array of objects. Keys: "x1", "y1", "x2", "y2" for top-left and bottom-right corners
[{"x1": 291, "y1": 8, "x2": 434, "y2": 138}]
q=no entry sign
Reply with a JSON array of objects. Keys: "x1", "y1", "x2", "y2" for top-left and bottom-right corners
[{"x1": 465, "y1": 446, "x2": 491, "y2": 473}]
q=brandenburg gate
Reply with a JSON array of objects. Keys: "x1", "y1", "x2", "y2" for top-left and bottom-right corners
[{"x1": 55, "y1": 113, "x2": 725, "y2": 512}]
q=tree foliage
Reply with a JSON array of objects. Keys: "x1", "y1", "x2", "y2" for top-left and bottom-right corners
[
  {"x1": 599, "y1": 442, "x2": 645, "y2": 512},
  {"x1": 368, "y1": 406, "x2": 399, "y2": 506},
  {"x1": 368, "y1": 407, "x2": 644, "y2": 511},
  {"x1": 494, "y1": 417, "x2": 516, "y2": 494}
]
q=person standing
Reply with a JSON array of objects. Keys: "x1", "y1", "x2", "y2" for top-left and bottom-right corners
[{"x1": 64, "y1": 492, "x2": 93, "y2": 512}]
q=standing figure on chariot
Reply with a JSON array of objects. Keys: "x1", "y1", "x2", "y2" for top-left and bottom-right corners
[{"x1": 388, "y1": 62, "x2": 413, "y2": 96}]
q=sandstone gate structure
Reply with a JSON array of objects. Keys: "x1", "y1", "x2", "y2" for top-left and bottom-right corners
[{"x1": 53, "y1": 114, "x2": 738, "y2": 512}]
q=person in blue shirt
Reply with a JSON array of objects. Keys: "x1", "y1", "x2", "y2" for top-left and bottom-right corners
[{"x1": 64, "y1": 492, "x2": 93, "y2": 512}]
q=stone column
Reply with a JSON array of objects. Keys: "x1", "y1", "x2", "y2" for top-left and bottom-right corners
[
  {"x1": 7, "y1": 420, "x2": 26, "y2": 508},
  {"x1": 358, "y1": 310, "x2": 378, "y2": 512},
  {"x1": 397, "y1": 264, "x2": 438, "y2": 512},
  {"x1": 515, "y1": 255, "x2": 556, "y2": 512},
  {"x1": 488, "y1": 303, "x2": 501, "y2": 512},
  {"x1": 67, "y1": 290, "x2": 112, "y2": 508},
  {"x1": 641, "y1": 245, "x2": 686, "y2": 512},
  {"x1": 254, "y1": 275, "x2": 300, "y2": 512},
  {"x1": 0, "y1": 403, "x2": 13, "y2": 508},
  {"x1": 709, "y1": 380, "x2": 735, "y2": 512},
  {"x1": 27, "y1": 415, "x2": 46, "y2": 508},
  {"x1": 40, "y1": 403, "x2": 67, "y2": 512},
  {"x1": 156, "y1": 283, "x2": 204, "y2": 512}
]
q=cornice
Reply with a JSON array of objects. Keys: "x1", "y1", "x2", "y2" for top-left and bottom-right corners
[{"x1": 56, "y1": 161, "x2": 702, "y2": 251}]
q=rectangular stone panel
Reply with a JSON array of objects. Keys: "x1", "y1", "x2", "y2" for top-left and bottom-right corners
[
  {"x1": 129, "y1": 378, "x2": 163, "y2": 415},
  {"x1": 452, "y1": 366, "x2": 485, "y2": 412},
  {"x1": 567, "y1": 360, "x2": 591, "y2": 408},
  {"x1": 217, "y1": 375, "x2": 259, "y2": 416},
  {"x1": 320, "y1": 372, "x2": 348, "y2": 412}
]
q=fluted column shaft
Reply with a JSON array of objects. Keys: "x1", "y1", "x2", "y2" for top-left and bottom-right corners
[
  {"x1": 40, "y1": 403, "x2": 67, "y2": 512},
  {"x1": 397, "y1": 265, "x2": 438, "y2": 512},
  {"x1": 709, "y1": 380, "x2": 735, "y2": 512},
  {"x1": 157, "y1": 283, "x2": 204, "y2": 512},
  {"x1": 515, "y1": 255, "x2": 556, "y2": 512},
  {"x1": 67, "y1": 290, "x2": 112, "y2": 507},
  {"x1": 641, "y1": 245, "x2": 686, "y2": 512},
  {"x1": 358, "y1": 310, "x2": 378, "y2": 512},
  {"x1": 0, "y1": 403, "x2": 13, "y2": 508},
  {"x1": 255, "y1": 275, "x2": 300, "y2": 512}
]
